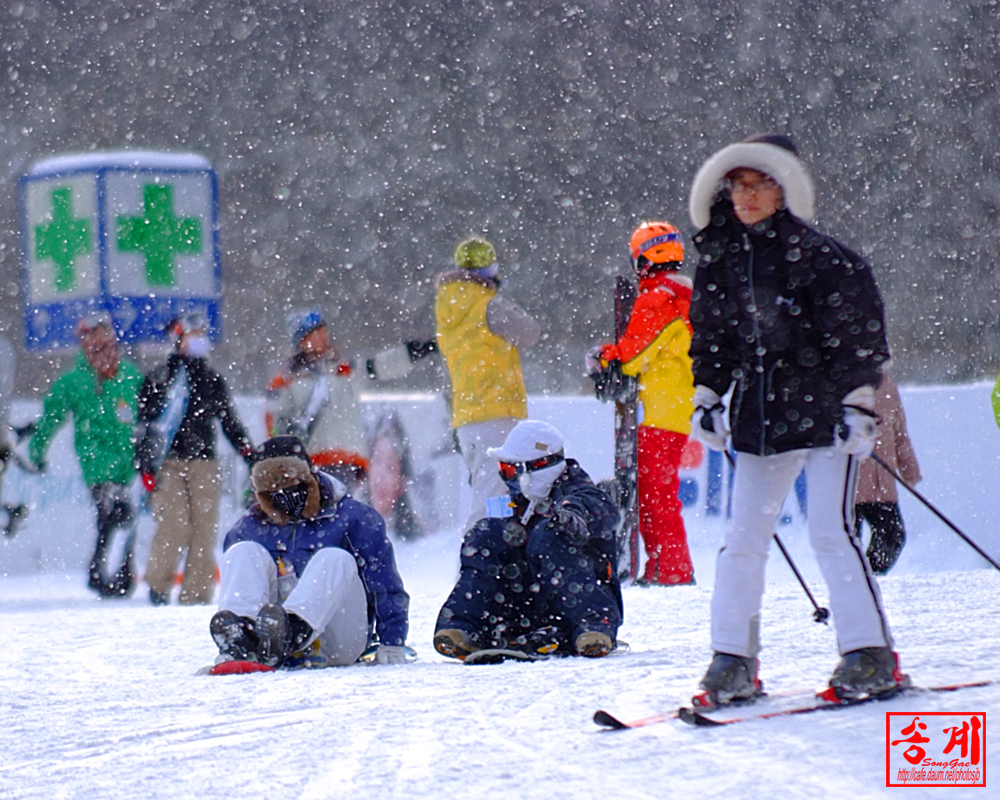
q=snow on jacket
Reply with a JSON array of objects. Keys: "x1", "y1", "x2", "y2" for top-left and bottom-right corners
[
  {"x1": 136, "y1": 353, "x2": 252, "y2": 473},
  {"x1": 29, "y1": 352, "x2": 144, "y2": 486},
  {"x1": 856, "y1": 374, "x2": 921, "y2": 504},
  {"x1": 435, "y1": 270, "x2": 539, "y2": 429},
  {"x1": 599, "y1": 272, "x2": 695, "y2": 435},
  {"x1": 528, "y1": 458, "x2": 623, "y2": 613},
  {"x1": 223, "y1": 472, "x2": 410, "y2": 646},
  {"x1": 266, "y1": 356, "x2": 370, "y2": 472},
  {"x1": 689, "y1": 199, "x2": 890, "y2": 456}
]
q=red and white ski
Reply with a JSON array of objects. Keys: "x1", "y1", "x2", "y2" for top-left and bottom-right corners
[{"x1": 594, "y1": 680, "x2": 993, "y2": 730}]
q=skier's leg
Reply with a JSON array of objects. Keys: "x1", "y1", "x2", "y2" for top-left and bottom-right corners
[
  {"x1": 637, "y1": 426, "x2": 693, "y2": 584},
  {"x1": 435, "y1": 517, "x2": 530, "y2": 650},
  {"x1": 805, "y1": 449, "x2": 893, "y2": 653},
  {"x1": 864, "y1": 501, "x2": 907, "y2": 575},
  {"x1": 284, "y1": 547, "x2": 369, "y2": 666},
  {"x1": 456, "y1": 417, "x2": 518, "y2": 531},
  {"x1": 711, "y1": 450, "x2": 805, "y2": 658},
  {"x1": 88, "y1": 484, "x2": 115, "y2": 593},
  {"x1": 217, "y1": 540, "x2": 278, "y2": 617},
  {"x1": 145, "y1": 459, "x2": 191, "y2": 603},
  {"x1": 178, "y1": 458, "x2": 221, "y2": 605}
]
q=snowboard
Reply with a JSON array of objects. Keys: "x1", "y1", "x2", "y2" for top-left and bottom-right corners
[{"x1": 612, "y1": 275, "x2": 640, "y2": 581}]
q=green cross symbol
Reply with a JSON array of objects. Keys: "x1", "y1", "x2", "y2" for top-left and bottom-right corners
[
  {"x1": 35, "y1": 187, "x2": 92, "y2": 293},
  {"x1": 116, "y1": 184, "x2": 202, "y2": 287}
]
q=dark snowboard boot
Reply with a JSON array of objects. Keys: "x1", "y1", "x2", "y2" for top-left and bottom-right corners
[
  {"x1": 210, "y1": 610, "x2": 259, "y2": 661},
  {"x1": 255, "y1": 603, "x2": 314, "y2": 667}
]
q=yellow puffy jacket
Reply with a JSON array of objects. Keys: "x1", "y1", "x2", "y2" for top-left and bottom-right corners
[
  {"x1": 435, "y1": 272, "x2": 528, "y2": 428},
  {"x1": 600, "y1": 273, "x2": 695, "y2": 435}
]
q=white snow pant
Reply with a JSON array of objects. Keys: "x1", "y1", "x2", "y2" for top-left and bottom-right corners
[
  {"x1": 711, "y1": 448, "x2": 893, "y2": 659},
  {"x1": 218, "y1": 541, "x2": 369, "y2": 666},
  {"x1": 457, "y1": 416, "x2": 519, "y2": 532}
]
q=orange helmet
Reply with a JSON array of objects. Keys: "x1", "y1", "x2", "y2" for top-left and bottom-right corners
[{"x1": 629, "y1": 222, "x2": 684, "y2": 275}]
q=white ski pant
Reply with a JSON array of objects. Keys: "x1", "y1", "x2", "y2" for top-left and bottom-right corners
[
  {"x1": 711, "y1": 447, "x2": 893, "y2": 659},
  {"x1": 457, "y1": 416, "x2": 519, "y2": 532},
  {"x1": 218, "y1": 541, "x2": 369, "y2": 666}
]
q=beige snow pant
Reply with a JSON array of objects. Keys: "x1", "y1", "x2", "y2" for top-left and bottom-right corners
[{"x1": 145, "y1": 458, "x2": 221, "y2": 605}]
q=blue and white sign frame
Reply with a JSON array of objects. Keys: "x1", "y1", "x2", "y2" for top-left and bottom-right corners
[{"x1": 21, "y1": 151, "x2": 222, "y2": 350}]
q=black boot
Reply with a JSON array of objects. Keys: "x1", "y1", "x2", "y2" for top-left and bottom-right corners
[
  {"x1": 255, "y1": 604, "x2": 314, "y2": 667},
  {"x1": 210, "y1": 611, "x2": 259, "y2": 661}
]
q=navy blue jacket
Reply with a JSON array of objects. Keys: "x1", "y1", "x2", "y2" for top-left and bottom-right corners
[
  {"x1": 223, "y1": 473, "x2": 409, "y2": 646},
  {"x1": 690, "y1": 200, "x2": 890, "y2": 455}
]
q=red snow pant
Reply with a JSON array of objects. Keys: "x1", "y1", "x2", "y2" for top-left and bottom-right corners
[{"x1": 637, "y1": 426, "x2": 694, "y2": 584}]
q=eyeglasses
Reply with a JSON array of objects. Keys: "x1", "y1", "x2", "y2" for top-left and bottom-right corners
[
  {"x1": 498, "y1": 453, "x2": 564, "y2": 481},
  {"x1": 728, "y1": 176, "x2": 779, "y2": 195}
]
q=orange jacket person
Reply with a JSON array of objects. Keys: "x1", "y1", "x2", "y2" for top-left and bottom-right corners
[{"x1": 597, "y1": 223, "x2": 695, "y2": 585}]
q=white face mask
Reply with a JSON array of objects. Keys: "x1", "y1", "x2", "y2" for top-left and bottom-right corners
[
  {"x1": 518, "y1": 461, "x2": 567, "y2": 503},
  {"x1": 183, "y1": 334, "x2": 211, "y2": 358}
]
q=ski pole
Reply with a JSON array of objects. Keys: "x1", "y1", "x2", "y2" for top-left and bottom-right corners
[
  {"x1": 724, "y1": 450, "x2": 830, "y2": 624},
  {"x1": 872, "y1": 453, "x2": 1000, "y2": 573}
]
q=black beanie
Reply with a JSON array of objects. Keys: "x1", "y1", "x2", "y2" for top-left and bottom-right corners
[
  {"x1": 742, "y1": 133, "x2": 799, "y2": 156},
  {"x1": 251, "y1": 436, "x2": 312, "y2": 468}
]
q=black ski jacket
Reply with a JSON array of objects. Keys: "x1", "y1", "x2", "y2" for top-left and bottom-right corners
[
  {"x1": 689, "y1": 199, "x2": 890, "y2": 456},
  {"x1": 136, "y1": 354, "x2": 253, "y2": 472}
]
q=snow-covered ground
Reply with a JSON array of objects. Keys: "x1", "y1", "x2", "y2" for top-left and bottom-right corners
[
  {"x1": 1, "y1": 522, "x2": 997, "y2": 800},
  {"x1": 2, "y1": 385, "x2": 999, "y2": 798}
]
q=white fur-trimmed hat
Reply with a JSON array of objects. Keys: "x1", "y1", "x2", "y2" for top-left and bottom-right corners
[{"x1": 688, "y1": 134, "x2": 815, "y2": 229}]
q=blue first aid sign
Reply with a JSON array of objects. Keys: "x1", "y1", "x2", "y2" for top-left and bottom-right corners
[{"x1": 21, "y1": 151, "x2": 221, "y2": 349}]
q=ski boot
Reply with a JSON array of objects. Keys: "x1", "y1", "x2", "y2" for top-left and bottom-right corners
[
  {"x1": 255, "y1": 603, "x2": 314, "y2": 667},
  {"x1": 826, "y1": 647, "x2": 909, "y2": 701},
  {"x1": 210, "y1": 610, "x2": 259, "y2": 662},
  {"x1": 693, "y1": 652, "x2": 762, "y2": 708},
  {"x1": 433, "y1": 628, "x2": 482, "y2": 661}
]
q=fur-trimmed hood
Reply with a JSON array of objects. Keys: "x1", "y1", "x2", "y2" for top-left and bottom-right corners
[
  {"x1": 689, "y1": 137, "x2": 815, "y2": 229},
  {"x1": 252, "y1": 458, "x2": 348, "y2": 523}
]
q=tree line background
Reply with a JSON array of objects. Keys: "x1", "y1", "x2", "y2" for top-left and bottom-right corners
[{"x1": 0, "y1": 0, "x2": 997, "y2": 399}]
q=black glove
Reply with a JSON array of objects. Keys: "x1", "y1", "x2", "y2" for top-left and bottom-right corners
[
  {"x1": 545, "y1": 504, "x2": 590, "y2": 546},
  {"x1": 406, "y1": 340, "x2": 438, "y2": 361},
  {"x1": 591, "y1": 360, "x2": 637, "y2": 404}
]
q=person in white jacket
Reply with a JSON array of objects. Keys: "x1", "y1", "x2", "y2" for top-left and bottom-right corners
[{"x1": 266, "y1": 310, "x2": 436, "y2": 495}]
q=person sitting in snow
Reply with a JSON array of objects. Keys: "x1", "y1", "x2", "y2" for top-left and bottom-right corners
[
  {"x1": 210, "y1": 436, "x2": 411, "y2": 668},
  {"x1": 433, "y1": 420, "x2": 622, "y2": 660}
]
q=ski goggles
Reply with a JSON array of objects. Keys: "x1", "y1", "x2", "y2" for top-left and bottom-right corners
[{"x1": 497, "y1": 453, "x2": 564, "y2": 482}]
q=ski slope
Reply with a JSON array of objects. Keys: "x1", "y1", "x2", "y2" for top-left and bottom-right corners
[{"x1": 1, "y1": 524, "x2": 997, "y2": 800}]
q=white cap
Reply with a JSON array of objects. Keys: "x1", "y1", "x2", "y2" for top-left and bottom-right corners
[{"x1": 487, "y1": 420, "x2": 564, "y2": 463}]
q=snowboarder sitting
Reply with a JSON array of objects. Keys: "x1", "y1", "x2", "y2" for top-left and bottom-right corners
[
  {"x1": 210, "y1": 436, "x2": 411, "y2": 668},
  {"x1": 434, "y1": 420, "x2": 622, "y2": 660},
  {"x1": 588, "y1": 222, "x2": 696, "y2": 586}
]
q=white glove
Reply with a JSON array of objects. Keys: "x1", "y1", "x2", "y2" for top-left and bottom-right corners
[
  {"x1": 375, "y1": 644, "x2": 411, "y2": 665},
  {"x1": 834, "y1": 386, "x2": 878, "y2": 457},
  {"x1": 691, "y1": 385, "x2": 729, "y2": 452},
  {"x1": 584, "y1": 345, "x2": 604, "y2": 378}
]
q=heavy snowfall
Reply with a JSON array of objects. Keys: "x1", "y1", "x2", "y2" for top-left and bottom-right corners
[
  {"x1": 3, "y1": 387, "x2": 1000, "y2": 799},
  {"x1": 2, "y1": 2, "x2": 1000, "y2": 799}
]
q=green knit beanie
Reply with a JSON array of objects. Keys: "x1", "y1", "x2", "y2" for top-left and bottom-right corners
[{"x1": 453, "y1": 237, "x2": 496, "y2": 269}]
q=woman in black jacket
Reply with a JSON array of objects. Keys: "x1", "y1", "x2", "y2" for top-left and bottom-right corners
[
  {"x1": 137, "y1": 312, "x2": 254, "y2": 605},
  {"x1": 686, "y1": 134, "x2": 904, "y2": 706}
]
